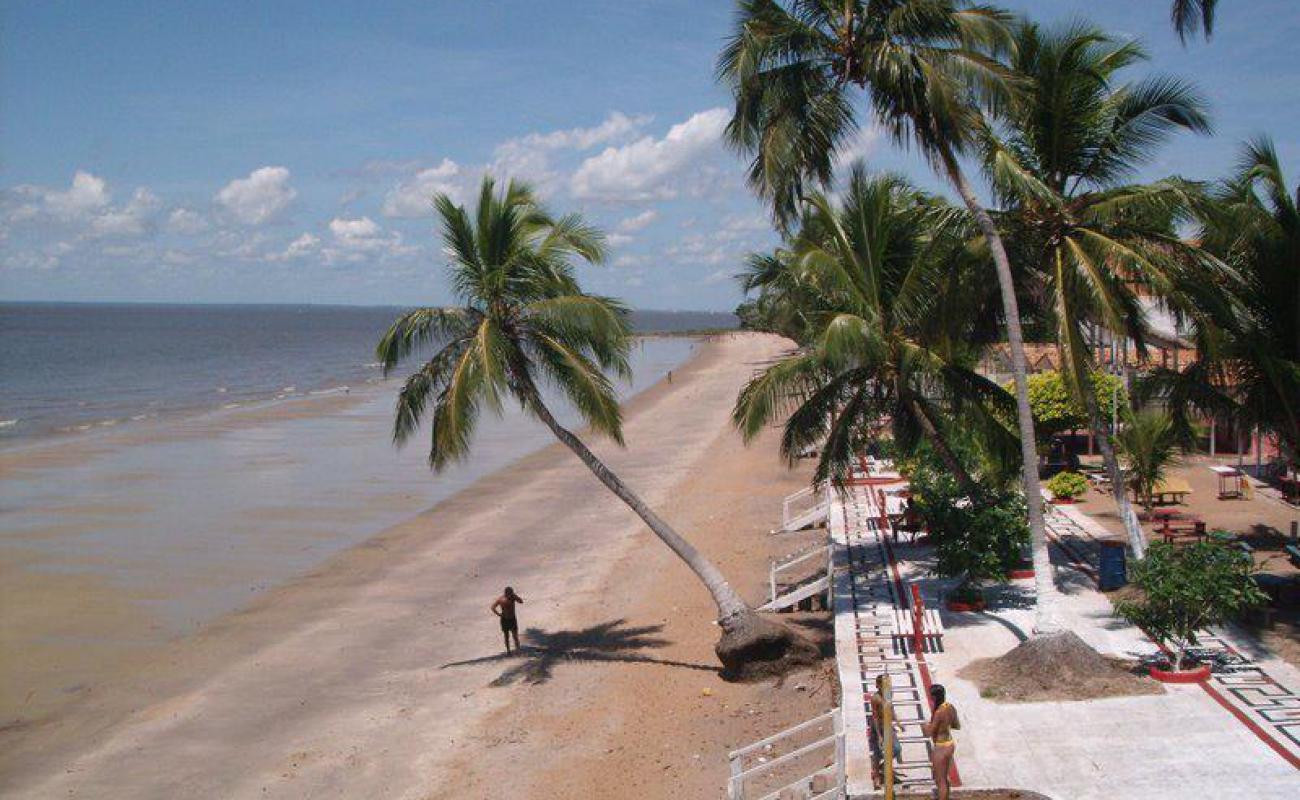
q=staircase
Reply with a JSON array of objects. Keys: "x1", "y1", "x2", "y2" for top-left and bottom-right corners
[
  {"x1": 760, "y1": 545, "x2": 832, "y2": 612},
  {"x1": 779, "y1": 485, "x2": 829, "y2": 533}
]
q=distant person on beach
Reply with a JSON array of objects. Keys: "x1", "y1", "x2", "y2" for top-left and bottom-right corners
[
  {"x1": 923, "y1": 683, "x2": 960, "y2": 800},
  {"x1": 667, "y1": 370, "x2": 673, "y2": 384},
  {"x1": 868, "y1": 674, "x2": 900, "y2": 786},
  {"x1": 491, "y1": 586, "x2": 523, "y2": 654}
]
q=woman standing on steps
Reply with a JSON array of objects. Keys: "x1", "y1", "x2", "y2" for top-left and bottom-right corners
[{"x1": 923, "y1": 683, "x2": 960, "y2": 800}]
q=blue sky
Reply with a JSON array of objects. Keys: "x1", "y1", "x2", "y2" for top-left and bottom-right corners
[{"x1": 2, "y1": 1, "x2": 1297, "y2": 310}]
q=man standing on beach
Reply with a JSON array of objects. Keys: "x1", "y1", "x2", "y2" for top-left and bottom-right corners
[{"x1": 491, "y1": 586, "x2": 523, "y2": 654}]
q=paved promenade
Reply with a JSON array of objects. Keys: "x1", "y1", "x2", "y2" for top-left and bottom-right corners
[{"x1": 833, "y1": 481, "x2": 1300, "y2": 799}]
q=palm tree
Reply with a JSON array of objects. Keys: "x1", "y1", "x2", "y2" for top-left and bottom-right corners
[
  {"x1": 733, "y1": 168, "x2": 1014, "y2": 499},
  {"x1": 1116, "y1": 409, "x2": 1183, "y2": 513},
  {"x1": 377, "y1": 176, "x2": 812, "y2": 675},
  {"x1": 986, "y1": 20, "x2": 1227, "y2": 558},
  {"x1": 1171, "y1": 0, "x2": 1218, "y2": 42},
  {"x1": 1151, "y1": 138, "x2": 1300, "y2": 472},
  {"x1": 719, "y1": 0, "x2": 1061, "y2": 632}
]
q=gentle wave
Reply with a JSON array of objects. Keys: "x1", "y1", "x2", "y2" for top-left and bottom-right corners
[{"x1": 0, "y1": 419, "x2": 18, "y2": 430}]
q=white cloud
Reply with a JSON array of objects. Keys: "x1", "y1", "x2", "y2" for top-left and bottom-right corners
[
  {"x1": 616, "y1": 209, "x2": 658, "y2": 232},
  {"x1": 214, "y1": 166, "x2": 297, "y2": 225},
  {"x1": 2, "y1": 171, "x2": 111, "y2": 226},
  {"x1": 90, "y1": 188, "x2": 160, "y2": 237},
  {"x1": 381, "y1": 159, "x2": 461, "y2": 218},
  {"x1": 606, "y1": 233, "x2": 634, "y2": 247},
  {"x1": 489, "y1": 113, "x2": 651, "y2": 190},
  {"x1": 833, "y1": 125, "x2": 883, "y2": 170},
  {"x1": 570, "y1": 108, "x2": 730, "y2": 202},
  {"x1": 44, "y1": 171, "x2": 112, "y2": 219},
  {"x1": 282, "y1": 232, "x2": 320, "y2": 260},
  {"x1": 166, "y1": 208, "x2": 208, "y2": 235},
  {"x1": 323, "y1": 216, "x2": 414, "y2": 264}
]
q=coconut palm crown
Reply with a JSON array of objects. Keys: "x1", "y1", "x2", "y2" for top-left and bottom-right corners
[
  {"x1": 376, "y1": 176, "x2": 629, "y2": 468},
  {"x1": 734, "y1": 168, "x2": 1014, "y2": 495}
]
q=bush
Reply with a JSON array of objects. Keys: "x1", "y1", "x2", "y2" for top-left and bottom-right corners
[
  {"x1": 1116, "y1": 542, "x2": 1267, "y2": 671},
  {"x1": 1046, "y1": 471, "x2": 1089, "y2": 500},
  {"x1": 908, "y1": 459, "x2": 1030, "y2": 584},
  {"x1": 1009, "y1": 371, "x2": 1128, "y2": 448}
]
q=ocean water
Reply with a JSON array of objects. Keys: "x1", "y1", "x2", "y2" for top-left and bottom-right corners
[
  {"x1": 0, "y1": 302, "x2": 726, "y2": 722},
  {"x1": 0, "y1": 303, "x2": 736, "y2": 442}
]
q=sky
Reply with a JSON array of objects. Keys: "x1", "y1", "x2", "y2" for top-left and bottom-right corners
[{"x1": 2, "y1": 1, "x2": 1297, "y2": 311}]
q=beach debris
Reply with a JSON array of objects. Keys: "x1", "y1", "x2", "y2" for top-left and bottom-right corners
[{"x1": 700, "y1": 687, "x2": 713, "y2": 697}]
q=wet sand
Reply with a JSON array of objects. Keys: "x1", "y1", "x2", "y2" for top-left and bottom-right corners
[
  {"x1": 1, "y1": 332, "x2": 818, "y2": 799},
  {"x1": 0, "y1": 337, "x2": 692, "y2": 727}
]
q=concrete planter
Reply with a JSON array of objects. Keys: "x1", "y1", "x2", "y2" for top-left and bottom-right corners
[
  {"x1": 1149, "y1": 664, "x2": 1211, "y2": 683},
  {"x1": 1008, "y1": 568, "x2": 1035, "y2": 580},
  {"x1": 1049, "y1": 497, "x2": 1078, "y2": 505},
  {"x1": 946, "y1": 597, "x2": 986, "y2": 613}
]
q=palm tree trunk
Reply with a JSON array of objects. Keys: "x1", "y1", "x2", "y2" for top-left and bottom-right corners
[
  {"x1": 1077, "y1": 379, "x2": 1146, "y2": 558},
  {"x1": 906, "y1": 396, "x2": 982, "y2": 500},
  {"x1": 940, "y1": 151, "x2": 1060, "y2": 635},
  {"x1": 519, "y1": 388, "x2": 816, "y2": 677},
  {"x1": 523, "y1": 392, "x2": 750, "y2": 623}
]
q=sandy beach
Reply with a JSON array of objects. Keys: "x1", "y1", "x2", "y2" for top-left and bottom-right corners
[{"x1": 1, "y1": 331, "x2": 834, "y2": 799}]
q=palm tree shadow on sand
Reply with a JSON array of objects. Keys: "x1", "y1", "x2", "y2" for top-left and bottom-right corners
[{"x1": 440, "y1": 618, "x2": 718, "y2": 686}]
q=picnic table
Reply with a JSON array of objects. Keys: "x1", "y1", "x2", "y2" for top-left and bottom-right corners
[
  {"x1": 1209, "y1": 465, "x2": 1246, "y2": 499},
  {"x1": 1145, "y1": 476, "x2": 1192, "y2": 505},
  {"x1": 1153, "y1": 511, "x2": 1205, "y2": 543}
]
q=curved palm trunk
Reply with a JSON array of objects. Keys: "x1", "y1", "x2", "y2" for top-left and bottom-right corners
[
  {"x1": 941, "y1": 151, "x2": 1060, "y2": 635},
  {"x1": 523, "y1": 391, "x2": 750, "y2": 625},
  {"x1": 907, "y1": 395, "x2": 982, "y2": 500},
  {"x1": 1078, "y1": 380, "x2": 1146, "y2": 558}
]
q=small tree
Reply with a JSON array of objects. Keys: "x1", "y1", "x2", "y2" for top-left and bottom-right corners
[
  {"x1": 1015, "y1": 371, "x2": 1128, "y2": 451},
  {"x1": 1117, "y1": 542, "x2": 1267, "y2": 671},
  {"x1": 908, "y1": 453, "x2": 1030, "y2": 593},
  {"x1": 1116, "y1": 409, "x2": 1183, "y2": 513}
]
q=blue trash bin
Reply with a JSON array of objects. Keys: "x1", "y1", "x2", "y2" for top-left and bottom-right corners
[{"x1": 1098, "y1": 542, "x2": 1127, "y2": 590}]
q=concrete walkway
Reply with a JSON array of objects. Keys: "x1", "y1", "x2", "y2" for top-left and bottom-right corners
[{"x1": 834, "y1": 485, "x2": 1300, "y2": 799}]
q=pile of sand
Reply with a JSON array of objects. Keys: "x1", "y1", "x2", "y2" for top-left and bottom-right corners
[{"x1": 959, "y1": 630, "x2": 1162, "y2": 702}]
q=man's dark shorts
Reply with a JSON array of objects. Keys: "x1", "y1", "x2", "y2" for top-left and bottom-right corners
[{"x1": 500, "y1": 615, "x2": 518, "y2": 634}]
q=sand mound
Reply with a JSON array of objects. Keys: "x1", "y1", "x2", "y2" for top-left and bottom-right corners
[{"x1": 958, "y1": 630, "x2": 1162, "y2": 702}]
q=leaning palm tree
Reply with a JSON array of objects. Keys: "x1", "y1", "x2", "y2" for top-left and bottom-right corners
[
  {"x1": 986, "y1": 20, "x2": 1228, "y2": 558},
  {"x1": 376, "y1": 176, "x2": 813, "y2": 676},
  {"x1": 733, "y1": 168, "x2": 1015, "y2": 497},
  {"x1": 1116, "y1": 409, "x2": 1183, "y2": 514},
  {"x1": 719, "y1": 0, "x2": 1062, "y2": 633}
]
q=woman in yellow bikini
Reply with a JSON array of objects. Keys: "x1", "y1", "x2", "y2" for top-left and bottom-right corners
[{"x1": 922, "y1": 683, "x2": 960, "y2": 800}]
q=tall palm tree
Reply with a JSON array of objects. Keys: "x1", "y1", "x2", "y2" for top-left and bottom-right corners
[
  {"x1": 733, "y1": 168, "x2": 1014, "y2": 498},
  {"x1": 1171, "y1": 0, "x2": 1218, "y2": 42},
  {"x1": 1151, "y1": 138, "x2": 1300, "y2": 471},
  {"x1": 719, "y1": 0, "x2": 1062, "y2": 632},
  {"x1": 377, "y1": 176, "x2": 811, "y2": 675},
  {"x1": 986, "y1": 20, "x2": 1226, "y2": 557}
]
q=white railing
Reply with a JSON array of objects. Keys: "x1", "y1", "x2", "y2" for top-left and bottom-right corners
[
  {"x1": 768, "y1": 545, "x2": 833, "y2": 606},
  {"x1": 727, "y1": 709, "x2": 844, "y2": 800},
  {"x1": 781, "y1": 484, "x2": 828, "y2": 532}
]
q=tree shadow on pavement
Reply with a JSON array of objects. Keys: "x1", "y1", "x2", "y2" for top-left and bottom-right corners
[{"x1": 440, "y1": 618, "x2": 718, "y2": 686}]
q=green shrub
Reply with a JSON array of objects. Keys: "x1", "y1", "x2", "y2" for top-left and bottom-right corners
[
  {"x1": 1046, "y1": 471, "x2": 1089, "y2": 500},
  {"x1": 909, "y1": 459, "x2": 1030, "y2": 583},
  {"x1": 1116, "y1": 542, "x2": 1267, "y2": 671}
]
